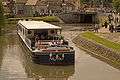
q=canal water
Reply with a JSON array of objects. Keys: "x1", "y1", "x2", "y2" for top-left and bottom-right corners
[{"x1": 0, "y1": 27, "x2": 120, "y2": 80}]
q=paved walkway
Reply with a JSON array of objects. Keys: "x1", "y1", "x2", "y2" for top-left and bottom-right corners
[{"x1": 99, "y1": 27, "x2": 110, "y2": 33}]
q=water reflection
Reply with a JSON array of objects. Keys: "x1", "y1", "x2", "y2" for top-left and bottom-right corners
[
  {"x1": 1, "y1": 30, "x2": 120, "y2": 80},
  {"x1": 0, "y1": 35, "x2": 28, "y2": 80},
  {"x1": 0, "y1": 34, "x2": 75, "y2": 80},
  {"x1": 19, "y1": 36, "x2": 75, "y2": 80},
  {"x1": 26, "y1": 64, "x2": 74, "y2": 80},
  {"x1": 0, "y1": 36, "x2": 4, "y2": 69}
]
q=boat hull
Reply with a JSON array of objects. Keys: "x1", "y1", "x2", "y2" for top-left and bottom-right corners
[
  {"x1": 18, "y1": 33, "x2": 75, "y2": 65},
  {"x1": 32, "y1": 52, "x2": 75, "y2": 65}
]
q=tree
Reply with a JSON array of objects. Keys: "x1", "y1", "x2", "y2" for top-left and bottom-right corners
[
  {"x1": 0, "y1": 1, "x2": 5, "y2": 35},
  {"x1": 112, "y1": 0, "x2": 120, "y2": 12}
]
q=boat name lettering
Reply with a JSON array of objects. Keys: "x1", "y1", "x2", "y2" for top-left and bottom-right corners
[{"x1": 49, "y1": 54, "x2": 64, "y2": 61}]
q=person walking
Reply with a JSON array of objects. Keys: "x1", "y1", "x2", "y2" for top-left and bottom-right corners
[
  {"x1": 104, "y1": 21, "x2": 108, "y2": 28},
  {"x1": 109, "y1": 23, "x2": 114, "y2": 33},
  {"x1": 94, "y1": 23, "x2": 99, "y2": 33}
]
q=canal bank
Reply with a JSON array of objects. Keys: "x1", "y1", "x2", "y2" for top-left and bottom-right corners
[
  {"x1": 1, "y1": 21, "x2": 120, "y2": 80},
  {"x1": 73, "y1": 32, "x2": 120, "y2": 70}
]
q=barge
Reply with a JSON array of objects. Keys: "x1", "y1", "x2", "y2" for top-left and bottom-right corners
[{"x1": 17, "y1": 20, "x2": 75, "y2": 65}]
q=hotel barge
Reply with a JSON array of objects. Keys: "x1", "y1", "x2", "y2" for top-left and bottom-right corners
[{"x1": 17, "y1": 20, "x2": 75, "y2": 65}]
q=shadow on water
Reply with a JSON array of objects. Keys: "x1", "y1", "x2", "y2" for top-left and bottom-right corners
[
  {"x1": 18, "y1": 34, "x2": 75, "y2": 80},
  {"x1": 0, "y1": 31, "x2": 75, "y2": 80},
  {"x1": 0, "y1": 33, "x2": 16, "y2": 64},
  {"x1": 0, "y1": 33, "x2": 24, "y2": 80},
  {"x1": 0, "y1": 36, "x2": 5, "y2": 69}
]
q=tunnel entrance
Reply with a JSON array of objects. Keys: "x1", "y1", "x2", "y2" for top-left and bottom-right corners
[
  {"x1": 58, "y1": 12, "x2": 98, "y2": 24},
  {"x1": 80, "y1": 14, "x2": 94, "y2": 24}
]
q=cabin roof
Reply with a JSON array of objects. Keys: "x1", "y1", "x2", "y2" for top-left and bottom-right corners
[{"x1": 18, "y1": 20, "x2": 61, "y2": 30}]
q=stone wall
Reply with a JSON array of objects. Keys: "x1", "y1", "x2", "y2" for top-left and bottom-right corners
[
  {"x1": 57, "y1": 12, "x2": 98, "y2": 24},
  {"x1": 73, "y1": 35, "x2": 120, "y2": 68}
]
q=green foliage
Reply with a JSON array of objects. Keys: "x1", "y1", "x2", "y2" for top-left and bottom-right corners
[
  {"x1": 41, "y1": 16, "x2": 59, "y2": 22},
  {"x1": 81, "y1": 32, "x2": 120, "y2": 52},
  {"x1": 112, "y1": 0, "x2": 120, "y2": 12},
  {"x1": 0, "y1": 2, "x2": 4, "y2": 24},
  {"x1": 0, "y1": 2, "x2": 5, "y2": 35},
  {"x1": 7, "y1": 16, "x2": 60, "y2": 24}
]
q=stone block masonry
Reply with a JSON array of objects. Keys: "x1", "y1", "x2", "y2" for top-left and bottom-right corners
[{"x1": 73, "y1": 35, "x2": 120, "y2": 69}]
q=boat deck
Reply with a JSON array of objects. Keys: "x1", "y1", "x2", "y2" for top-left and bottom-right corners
[{"x1": 35, "y1": 40, "x2": 71, "y2": 52}]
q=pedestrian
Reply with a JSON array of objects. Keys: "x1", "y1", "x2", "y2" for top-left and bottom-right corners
[
  {"x1": 116, "y1": 17, "x2": 119, "y2": 23},
  {"x1": 94, "y1": 23, "x2": 99, "y2": 33},
  {"x1": 109, "y1": 23, "x2": 114, "y2": 33},
  {"x1": 104, "y1": 21, "x2": 108, "y2": 28},
  {"x1": 35, "y1": 34, "x2": 39, "y2": 42},
  {"x1": 114, "y1": 26, "x2": 117, "y2": 32}
]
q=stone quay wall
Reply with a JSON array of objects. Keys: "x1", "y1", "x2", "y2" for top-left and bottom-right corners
[{"x1": 73, "y1": 35, "x2": 120, "y2": 66}]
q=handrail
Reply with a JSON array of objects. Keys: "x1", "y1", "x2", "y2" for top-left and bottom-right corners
[{"x1": 38, "y1": 40, "x2": 61, "y2": 42}]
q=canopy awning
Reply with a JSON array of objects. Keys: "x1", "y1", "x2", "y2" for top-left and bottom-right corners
[{"x1": 18, "y1": 20, "x2": 61, "y2": 30}]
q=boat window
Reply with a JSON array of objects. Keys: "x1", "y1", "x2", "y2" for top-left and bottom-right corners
[
  {"x1": 23, "y1": 28, "x2": 25, "y2": 35},
  {"x1": 47, "y1": 35, "x2": 63, "y2": 40},
  {"x1": 28, "y1": 30, "x2": 32, "y2": 34},
  {"x1": 17, "y1": 25, "x2": 22, "y2": 32},
  {"x1": 50, "y1": 30, "x2": 55, "y2": 34}
]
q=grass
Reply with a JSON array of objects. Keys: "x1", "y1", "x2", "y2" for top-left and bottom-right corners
[
  {"x1": 41, "y1": 16, "x2": 60, "y2": 22},
  {"x1": 81, "y1": 31, "x2": 120, "y2": 52},
  {"x1": 5, "y1": 16, "x2": 60, "y2": 24},
  {"x1": 6, "y1": 16, "x2": 60, "y2": 24}
]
